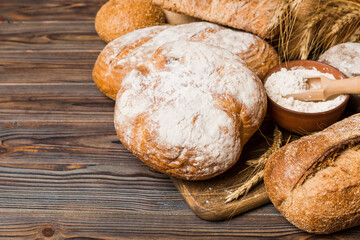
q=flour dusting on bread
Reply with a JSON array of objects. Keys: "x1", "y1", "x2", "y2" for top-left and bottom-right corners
[
  {"x1": 200, "y1": 29, "x2": 257, "y2": 53},
  {"x1": 93, "y1": 22, "x2": 279, "y2": 99},
  {"x1": 114, "y1": 41, "x2": 267, "y2": 180},
  {"x1": 319, "y1": 42, "x2": 360, "y2": 78}
]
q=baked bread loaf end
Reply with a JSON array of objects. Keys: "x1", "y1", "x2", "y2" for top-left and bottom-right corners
[{"x1": 264, "y1": 113, "x2": 360, "y2": 234}]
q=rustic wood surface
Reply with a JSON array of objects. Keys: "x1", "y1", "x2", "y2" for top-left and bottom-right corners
[
  {"x1": 0, "y1": 0, "x2": 360, "y2": 239},
  {"x1": 171, "y1": 117, "x2": 277, "y2": 221}
]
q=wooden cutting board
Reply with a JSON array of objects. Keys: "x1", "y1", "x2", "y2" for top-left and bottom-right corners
[{"x1": 171, "y1": 116, "x2": 290, "y2": 221}]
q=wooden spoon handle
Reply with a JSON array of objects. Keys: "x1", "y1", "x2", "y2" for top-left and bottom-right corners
[{"x1": 327, "y1": 76, "x2": 360, "y2": 96}]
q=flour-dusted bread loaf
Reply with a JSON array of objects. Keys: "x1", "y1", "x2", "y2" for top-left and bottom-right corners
[
  {"x1": 318, "y1": 43, "x2": 360, "y2": 112},
  {"x1": 114, "y1": 40, "x2": 267, "y2": 180},
  {"x1": 153, "y1": 0, "x2": 282, "y2": 38},
  {"x1": 93, "y1": 22, "x2": 279, "y2": 99},
  {"x1": 95, "y1": 0, "x2": 165, "y2": 43},
  {"x1": 318, "y1": 43, "x2": 360, "y2": 79},
  {"x1": 264, "y1": 113, "x2": 360, "y2": 234},
  {"x1": 93, "y1": 25, "x2": 170, "y2": 99}
]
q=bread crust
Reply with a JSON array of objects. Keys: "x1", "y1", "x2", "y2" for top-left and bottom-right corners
[
  {"x1": 114, "y1": 41, "x2": 267, "y2": 180},
  {"x1": 318, "y1": 43, "x2": 360, "y2": 112},
  {"x1": 93, "y1": 25, "x2": 170, "y2": 100},
  {"x1": 95, "y1": 0, "x2": 165, "y2": 43},
  {"x1": 93, "y1": 22, "x2": 279, "y2": 100},
  {"x1": 153, "y1": 0, "x2": 282, "y2": 38},
  {"x1": 264, "y1": 113, "x2": 360, "y2": 234}
]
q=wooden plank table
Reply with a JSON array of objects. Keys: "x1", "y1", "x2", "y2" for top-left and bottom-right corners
[{"x1": 0, "y1": 0, "x2": 359, "y2": 239}]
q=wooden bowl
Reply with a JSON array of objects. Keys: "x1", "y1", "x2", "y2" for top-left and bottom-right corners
[{"x1": 263, "y1": 60, "x2": 349, "y2": 135}]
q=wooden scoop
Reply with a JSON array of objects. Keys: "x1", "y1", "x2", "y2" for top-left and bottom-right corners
[{"x1": 286, "y1": 75, "x2": 360, "y2": 101}]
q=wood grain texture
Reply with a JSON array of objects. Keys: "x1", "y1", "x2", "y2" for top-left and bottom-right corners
[
  {"x1": 0, "y1": 21, "x2": 105, "y2": 51},
  {"x1": 1, "y1": 0, "x2": 360, "y2": 238},
  {"x1": 0, "y1": 96, "x2": 113, "y2": 122},
  {"x1": 0, "y1": 120, "x2": 359, "y2": 239},
  {"x1": 0, "y1": 50, "x2": 102, "y2": 85},
  {"x1": 0, "y1": 0, "x2": 107, "y2": 21},
  {"x1": 171, "y1": 117, "x2": 277, "y2": 221}
]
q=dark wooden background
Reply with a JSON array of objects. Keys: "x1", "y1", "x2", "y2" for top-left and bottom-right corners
[{"x1": 0, "y1": 0, "x2": 359, "y2": 239}]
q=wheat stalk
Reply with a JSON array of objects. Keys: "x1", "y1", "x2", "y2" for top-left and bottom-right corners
[
  {"x1": 307, "y1": 1, "x2": 359, "y2": 59},
  {"x1": 246, "y1": 159, "x2": 260, "y2": 166},
  {"x1": 249, "y1": 126, "x2": 282, "y2": 170},
  {"x1": 225, "y1": 170, "x2": 265, "y2": 203},
  {"x1": 267, "y1": 1, "x2": 289, "y2": 37},
  {"x1": 350, "y1": 25, "x2": 360, "y2": 42},
  {"x1": 276, "y1": 0, "x2": 360, "y2": 60},
  {"x1": 269, "y1": 0, "x2": 308, "y2": 61},
  {"x1": 299, "y1": 6, "x2": 329, "y2": 59},
  {"x1": 225, "y1": 126, "x2": 282, "y2": 204},
  {"x1": 327, "y1": 11, "x2": 360, "y2": 37},
  {"x1": 320, "y1": 5, "x2": 360, "y2": 53}
]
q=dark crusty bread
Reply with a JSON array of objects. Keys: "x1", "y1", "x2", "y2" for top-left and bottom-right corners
[
  {"x1": 153, "y1": 0, "x2": 282, "y2": 38},
  {"x1": 264, "y1": 113, "x2": 360, "y2": 234}
]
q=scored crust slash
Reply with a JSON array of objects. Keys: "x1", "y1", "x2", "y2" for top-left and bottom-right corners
[{"x1": 265, "y1": 114, "x2": 360, "y2": 234}]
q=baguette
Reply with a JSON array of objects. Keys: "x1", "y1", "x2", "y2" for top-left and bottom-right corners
[{"x1": 264, "y1": 113, "x2": 360, "y2": 234}]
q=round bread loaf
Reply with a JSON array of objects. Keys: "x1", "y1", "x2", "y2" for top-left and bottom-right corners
[
  {"x1": 114, "y1": 41, "x2": 267, "y2": 180},
  {"x1": 93, "y1": 22, "x2": 279, "y2": 100},
  {"x1": 95, "y1": 0, "x2": 165, "y2": 43},
  {"x1": 318, "y1": 42, "x2": 360, "y2": 112},
  {"x1": 318, "y1": 43, "x2": 360, "y2": 78}
]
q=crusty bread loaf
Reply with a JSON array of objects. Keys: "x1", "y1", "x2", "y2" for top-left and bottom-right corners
[
  {"x1": 318, "y1": 43, "x2": 360, "y2": 79},
  {"x1": 93, "y1": 22, "x2": 279, "y2": 100},
  {"x1": 153, "y1": 0, "x2": 282, "y2": 38},
  {"x1": 95, "y1": 0, "x2": 165, "y2": 43},
  {"x1": 93, "y1": 25, "x2": 170, "y2": 100},
  {"x1": 114, "y1": 40, "x2": 267, "y2": 180},
  {"x1": 264, "y1": 113, "x2": 360, "y2": 234},
  {"x1": 318, "y1": 43, "x2": 360, "y2": 112}
]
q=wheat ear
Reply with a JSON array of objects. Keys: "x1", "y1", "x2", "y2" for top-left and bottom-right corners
[
  {"x1": 350, "y1": 25, "x2": 360, "y2": 42},
  {"x1": 225, "y1": 126, "x2": 282, "y2": 203},
  {"x1": 225, "y1": 171, "x2": 265, "y2": 203}
]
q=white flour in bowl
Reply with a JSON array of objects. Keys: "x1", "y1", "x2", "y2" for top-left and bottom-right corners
[{"x1": 264, "y1": 67, "x2": 346, "y2": 113}]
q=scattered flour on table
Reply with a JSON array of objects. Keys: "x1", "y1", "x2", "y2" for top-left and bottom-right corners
[{"x1": 264, "y1": 67, "x2": 346, "y2": 113}]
